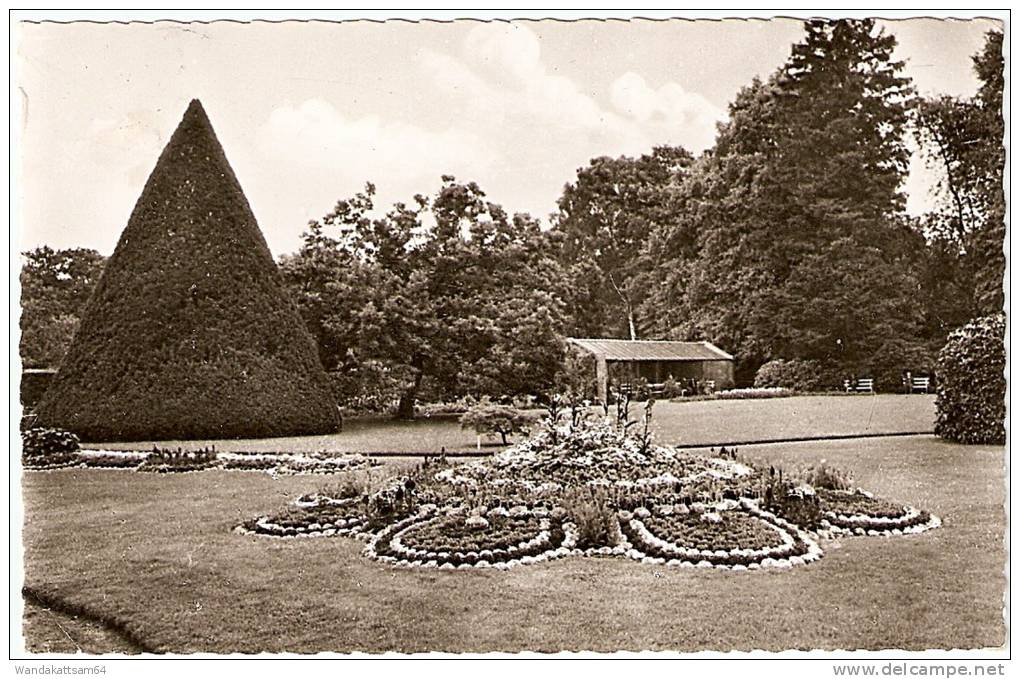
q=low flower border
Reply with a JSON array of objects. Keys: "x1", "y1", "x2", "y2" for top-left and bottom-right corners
[
  {"x1": 818, "y1": 489, "x2": 941, "y2": 535},
  {"x1": 434, "y1": 453, "x2": 752, "y2": 492},
  {"x1": 53, "y1": 449, "x2": 380, "y2": 476},
  {"x1": 364, "y1": 507, "x2": 579, "y2": 570},
  {"x1": 821, "y1": 510, "x2": 942, "y2": 536},
  {"x1": 617, "y1": 498, "x2": 823, "y2": 571},
  {"x1": 234, "y1": 513, "x2": 372, "y2": 539}
]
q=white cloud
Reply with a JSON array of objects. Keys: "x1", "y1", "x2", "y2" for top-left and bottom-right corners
[
  {"x1": 420, "y1": 24, "x2": 724, "y2": 155},
  {"x1": 257, "y1": 98, "x2": 490, "y2": 180},
  {"x1": 463, "y1": 23, "x2": 543, "y2": 83},
  {"x1": 610, "y1": 72, "x2": 725, "y2": 151},
  {"x1": 242, "y1": 23, "x2": 729, "y2": 252},
  {"x1": 245, "y1": 98, "x2": 494, "y2": 253}
]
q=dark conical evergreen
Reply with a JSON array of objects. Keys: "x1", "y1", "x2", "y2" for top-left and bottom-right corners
[{"x1": 35, "y1": 100, "x2": 341, "y2": 441}]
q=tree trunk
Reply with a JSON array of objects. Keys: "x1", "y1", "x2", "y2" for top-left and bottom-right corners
[
  {"x1": 395, "y1": 369, "x2": 424, "y2": 420},
  {"x1": 607, "y1": 270, "x2": 638, "y2": 340}
]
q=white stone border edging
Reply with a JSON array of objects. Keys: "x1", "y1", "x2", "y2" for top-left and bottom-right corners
[
  {"x1": 363, "y1": 508, "x2": 579, "y2": 570},
  {"x1": 617, "y1": 498, "x2": 823, "y2": 571}
]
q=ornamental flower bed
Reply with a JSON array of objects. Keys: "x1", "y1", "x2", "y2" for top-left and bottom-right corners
[
  {"x1": 240, "y1": 398, "x2": 942, "y2": 573},
  {"x1": 817, "y1": 489, "x2": 941, "y2": 535},
  {"x1": 222, "y1": 457, "x2": 277, "y2": 471},
  {"x1": 435, "y1": 420, "x2": 752, "y2": 492},
  {"x1": 29, "y1": 446, "x2": 380, "y2": 476},
  {"x1": 271, "y1": 456, "x2": 377, "y2": 475},
  {"x1": 617, "y1": 499, "x2": 821, "y2": 570},
  {"x1": 81, "y1": 453, "x2": 143, "y2": 469},
  {"x1": 138, "y1": 447, "x2": 220, "y2": 473},
  {"x1": 366, "y1": 505, "x2": 577, "y2": 569},
  {"x1": 237, "y1": 503, "x2": 370, "y2": 539}
]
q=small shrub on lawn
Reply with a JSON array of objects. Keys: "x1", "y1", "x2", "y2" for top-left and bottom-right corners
[
  {"x1": 935, "y1": 314, "x2": 1006, "y2": 445},
  {"x1": 459, "y1": 403, "x2": 538, "y2": 445},
  {"x1": 754, "y1": 359, "x2": 839, "y2": 392}
]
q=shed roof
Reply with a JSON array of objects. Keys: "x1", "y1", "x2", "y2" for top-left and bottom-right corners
[{"x1": 567, "y1": 338, "x2": 734, "y2": 362}]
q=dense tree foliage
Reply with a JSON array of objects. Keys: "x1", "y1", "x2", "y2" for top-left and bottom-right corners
[
  {"x1": 35, "y1": 100, "x2": 340, "y2": 440},
  {"x1": 554, "y1": 147, "x2": 694, "y2": 339},
  {"x1": 635, "y1": 20, "x2": 932, "y2": 385},
  {"x1": 281, "y1": 178, "x2": 570, "y2": 418},
  {"x1": 20, "y1": 246, "x2": 105, "y2": 368},
  {"x1": 22, "y1": 23, "x2": 1005, "y2": 411},
  {"x1": 913, "y1": 30, "x2": 1005, "y2": 323}
]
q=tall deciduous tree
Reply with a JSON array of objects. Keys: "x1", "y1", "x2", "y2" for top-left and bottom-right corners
[
  {"x1": 282, "y1": 178, "x2": 570, "y2": 418},
  {"x1": 20, "y1": 246, "x2": 106, "y2": 368},
  {"x1": 554, "y1": 146, "x2": 694, "y2": 340},
  {"x1": 914, "y1": 30, "x2": 1005, "y2": 319}
]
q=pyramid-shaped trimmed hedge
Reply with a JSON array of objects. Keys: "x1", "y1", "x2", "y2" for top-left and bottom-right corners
[{"x1": 34, "y1": 100, "x2": 340, "y2": 441}]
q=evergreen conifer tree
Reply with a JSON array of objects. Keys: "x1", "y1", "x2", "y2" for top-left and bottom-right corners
[{"x1": 35, "y1": 100, "x2": 340, "y2": 440}]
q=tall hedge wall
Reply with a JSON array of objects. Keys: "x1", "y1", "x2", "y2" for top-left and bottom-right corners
[
  {"x1": 34, "y1": 100, "x2": 340, "y2": 441},
  {"x1": 934, "y1": 314, "x2": 1006, "y2": 445}
]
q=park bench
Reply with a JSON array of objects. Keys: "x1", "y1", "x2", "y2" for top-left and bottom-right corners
[
  {"x1": 911, "y1": 376, "x2": 931, "y2": 393},
  {"x1": 855, "y1": 378, "x2": 874, "y2": 393}
]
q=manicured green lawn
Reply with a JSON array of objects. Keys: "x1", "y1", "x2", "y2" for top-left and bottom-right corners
[
  {"x1": 87, "y1": 394, "x2": 936, "y2": 453},
  {"x1": 22, "y1": 433, "x2": 1004, "y2": 653}
]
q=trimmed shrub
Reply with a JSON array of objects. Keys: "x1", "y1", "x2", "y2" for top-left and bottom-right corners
[
  {"x1": 22, "y1": 427, "x2": 80, "y2": 467},
  {"x1": 22, "y1": 427, "x2": 79, "y2": 458},
  {"x1": 34, "y1": 100, "x2": 340, "y2": 441},
  {"x1": 459, "y1": 403, "x2": 538, "y2": 445},
  {"x1": 754, "y1": 359, "x2": 840, "y2": 392},
  {"x1": 935, "y1": 314, "x2": 1006, "y2": 444}
]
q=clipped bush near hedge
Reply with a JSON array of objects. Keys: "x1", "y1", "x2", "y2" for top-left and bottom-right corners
[
  {"x1": 22, "y1": 427, "x2": 79, "y2": 458},
  {"x1": 753, "y1": 359, "x2": 841, "y2": 392},
  {"x1": 34, "y1": 100, "x2": 340, "y2": 441},
  {"x1": 22, "y1": 427, "x2": 80, "y2": 468},
  {"x1": 934, "y1": 314, "x2": 1006, "y2": 445}
]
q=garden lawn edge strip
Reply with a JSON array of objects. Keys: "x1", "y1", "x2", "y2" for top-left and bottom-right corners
[{"x1": 22, "y1": 585, "x2": 159, "y2": 654}]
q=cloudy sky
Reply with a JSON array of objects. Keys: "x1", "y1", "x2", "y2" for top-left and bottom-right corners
[{"x1": 15, "y1": 17, "x2": 1001, "y2": 257}]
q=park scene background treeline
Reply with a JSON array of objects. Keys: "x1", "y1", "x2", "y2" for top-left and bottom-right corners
[{"x1": 20, "y1": 21, "x2": 1005, "y2": 416}]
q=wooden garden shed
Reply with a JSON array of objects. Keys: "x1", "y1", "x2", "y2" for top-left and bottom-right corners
[{"x1": 567, "y1": 338, "x2": 735, "y2": 402}]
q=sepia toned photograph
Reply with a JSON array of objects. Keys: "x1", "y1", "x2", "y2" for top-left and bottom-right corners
[{"x1": 11, "y1": 10, "x2": 1008, "y2": 661}]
